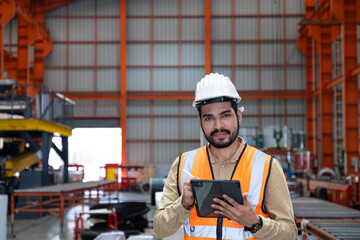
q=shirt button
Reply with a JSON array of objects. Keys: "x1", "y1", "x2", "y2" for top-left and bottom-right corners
[{"x1": 221, "y1": 165, "x2": 224, "y2": 168}]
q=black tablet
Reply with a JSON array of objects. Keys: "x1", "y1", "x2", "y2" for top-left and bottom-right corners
[{"x1": 190, "y1": 179, "x2": 243, "y2": 218}]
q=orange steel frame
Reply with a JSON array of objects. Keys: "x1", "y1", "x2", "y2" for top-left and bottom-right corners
[
  {"x1": 297, "y1": 0, "x2": 359, "y2": 174},
  {"x1": 1, "y1": 1, "x2": 308, "y2": 166}
]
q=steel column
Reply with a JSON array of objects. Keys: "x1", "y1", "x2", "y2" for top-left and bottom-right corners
[
  {"x1": 204, "y1": 0, "x2": 211, "y2": 74},
  {"x1": 339, "y1": 0, "x2": 359, "y2": 174},
  {"x1": 318, "y1": 25, "x2": 334, "y2": 170},
  {"x1": 120, "y1": 0, "x2": 127, "y2": 168}
]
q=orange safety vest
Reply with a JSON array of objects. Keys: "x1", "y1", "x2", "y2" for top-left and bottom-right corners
[{"x1": 177, "y1": 144, "x2": 272, "y2": 240}]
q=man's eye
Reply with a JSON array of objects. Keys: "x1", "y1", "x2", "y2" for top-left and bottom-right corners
[
  {"x1": 204, "y1": 117, "x2": 212, "y2": 121},
  {"x1": 223, "y1": 114, "x2": 231, "y2": 118}
]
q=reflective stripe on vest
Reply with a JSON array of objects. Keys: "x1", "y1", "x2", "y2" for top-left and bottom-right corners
[
  {"x1": 178, "y1": 145, "x2": 269, "y2": 240},
  {"x1": 183, "y1": 220, "x2": 254, "y2": 239},
  {"x1": 248, "y1": 149, "x2": 267, "y2": 212}
]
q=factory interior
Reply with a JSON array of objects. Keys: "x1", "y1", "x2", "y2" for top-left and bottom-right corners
[{"x1": 1, "y1": 0, "x2": 360, "y2": 239}]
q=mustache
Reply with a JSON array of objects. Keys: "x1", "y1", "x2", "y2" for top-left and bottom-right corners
[{"x1": 210, "y1": 128, "x2": 231, "y2": 137}]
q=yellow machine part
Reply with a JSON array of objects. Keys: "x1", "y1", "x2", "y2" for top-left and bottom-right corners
[{"x1": 5, "y1": 151, "x2": 40, "y2": 178}]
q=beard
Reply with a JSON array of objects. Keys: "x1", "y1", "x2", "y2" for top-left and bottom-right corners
[{"x1": 202, "y1": 124, "x2": 239, "y2": 149}]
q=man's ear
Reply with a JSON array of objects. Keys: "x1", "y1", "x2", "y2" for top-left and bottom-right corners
[
  {"x1": 237, "y1": 108, "x2": 242, "y2": 125},
  {"x1": 197, "y1": 115, "x2": 201, "y2": 125}
]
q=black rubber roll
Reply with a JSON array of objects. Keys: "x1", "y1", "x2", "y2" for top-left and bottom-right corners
[{"x1": 150, "y1": 178, "x2": 165, "y2": 205}]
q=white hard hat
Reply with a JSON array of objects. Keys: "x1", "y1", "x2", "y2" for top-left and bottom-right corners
[{"x1": 192, "y1": 73, "x2": 241, "y2": 108}]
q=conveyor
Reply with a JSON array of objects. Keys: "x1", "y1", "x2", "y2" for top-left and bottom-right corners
[
  {"x1": 293, "y1": 198, "x2": 360, "y2": 240},
  {"x1": 292, "y1": 197, "x2": 360, "y2": 219}
]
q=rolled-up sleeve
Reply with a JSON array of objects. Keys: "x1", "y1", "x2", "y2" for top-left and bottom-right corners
[{"x1": 153, "y1": 158, "x2": 192, "y2": 239}]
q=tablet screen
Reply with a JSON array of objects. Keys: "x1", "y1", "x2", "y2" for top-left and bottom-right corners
[{"x1": 190, "y1": 180, "x2": 243, "y2": 218}]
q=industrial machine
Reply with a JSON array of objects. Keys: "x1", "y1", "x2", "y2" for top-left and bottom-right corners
[{"x1": 0, "y1": 80, "x2": 74, "y2": 209}]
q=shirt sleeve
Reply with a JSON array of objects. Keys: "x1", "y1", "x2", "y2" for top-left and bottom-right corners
[
  {"x1": 253, "y1": 158, "x2": 298, "y2": 240},
  {"x1": 153, "y1": 157, "x2": 193, "y2": 239}
]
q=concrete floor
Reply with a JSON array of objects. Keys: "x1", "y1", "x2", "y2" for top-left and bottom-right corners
[{"x1": 5, "y1": 191, "x2": 316, "y2": 240}]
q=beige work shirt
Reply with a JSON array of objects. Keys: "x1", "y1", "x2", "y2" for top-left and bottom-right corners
[{"x1": 153, "y1": 138, "x2": 298, "y2": 240}]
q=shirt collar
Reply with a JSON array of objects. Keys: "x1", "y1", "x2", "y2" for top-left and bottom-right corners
[{"x1": 208, "y1": 137, "x2": 245, "y2": 164}]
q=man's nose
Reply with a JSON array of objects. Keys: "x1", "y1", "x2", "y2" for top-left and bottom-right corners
[{"x1": 214, "y1": 118, "x2": 224, "y2": 129}]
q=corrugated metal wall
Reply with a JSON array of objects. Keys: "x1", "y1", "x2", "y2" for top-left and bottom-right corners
[{"x1": 3, "y1": 0, "x2": 310, "y2": 167}]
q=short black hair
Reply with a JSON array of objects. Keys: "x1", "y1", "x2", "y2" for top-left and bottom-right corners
[{"x1": 197, "y1": 100, "x2": 239, "y2": 119}]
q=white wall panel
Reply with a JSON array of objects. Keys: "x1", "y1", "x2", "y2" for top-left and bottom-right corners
[
  {"x1": 127, "y1": 0, "x2": 150, "y2": 15},
  {"x1": 235, "y1": 43, "x2": 257, "y2": 64},
  {"x1": 212, "y1": 43, "x2": 232, "y2": 65},
  {"x1": 97, "y1": 69, "x2": 120, "y2": 91},
  {"x1": 97, "y1": 43, "x2": 119, "y2": 65},
  {"x1": 287, "y1": 99, "x2": 305, "y2": 114},
  {"x1": 182, "y1": 0, "x2": 204, "y2": 14},
  {"x1": 181, "y1": 100, "x2": 197, "y2": 114},
  {"x1": 235, "y1": 18, "x2": 257, "y2": 39},
  {"x1": 261, "y1": 67, "x2": 284, "y2": 90},
  {"x1": 68, "y1": 69, "x2": 94, "y2": 91},
  {"x1": 241, "y1": 99, "x2": 258, "y2": 114},
  {"x1": 153, "y1": 100, "x2": 178, "y2": 114},
  {"x1": 181, "y1": 43, "x2": 204, "y2": 65},
  {"x1": 153, "y1": 0, "x2": 178, "y2": 15},
  {"x1": 212, "y1": 67, "x2": 232, "y2": 79},
  {"x1": 69, "y1": 0, "x2": 94, "y2": 15},
  {"x1": 3, "y1": 18, "x2": 17, "y2": 46},
  {"x1": 69, "y1": 19, "x2": 94, "y2": 41},
  {"x1": 260, "y1": 0, "x2": 283, "y2": 14},
  {"x1": 97, "y1": 0, "x2": 120, "y2": 15},
  {"x1": 73, "y1": 99, "x2": 95, "y2": 116},
  {"x1": 261, "y1": 99, "x2": 284, "y2": 114},
  {"x1": 286, "y1": 0, "x2": 305, "y2": 14},
  {"x1": 45, "y1": 44, "x2": 67, "y2": 66},
  {"x1": 127, "y1": 100, "x2": 151, "y2": 115},
  {"x1": 153, "y1": 118, "x2": 179, "y2": 139},
  {"x1": 286, "y1": 42, "x2": 304, "y2": 64},
  {"x1": 235, "y1": 0, "x2": 257, "y2": 14},
  {"x1": 260, "y1": 17, "x2": 283, "y2": 39},
  {"x1": 181, "y1": 18, "x2": 204, "y2": 40},
  {"x1": 96, "y1": 100, "x2": 120, "y2": 115},
  {"x1": 44, "y1": 69, "x2": 66, "y2": 91},
  {"x1": 262, "y1": 117, "x2": 284, "y2": 128},
  {"x1": 235, "y1": 67, "x2": 258, "y2": 90},
  {"x1": 241, "y1": 117, "x2": 258, "y2": 128},
  {"x1": 181, "y1": 142, "x2": 200, "y2": 153},
  {"x1": 212, "y1": 0, "x2": 232, "y2": 15},
  {"x1": 287, "y1": 66, "x2": 305, "y2": 90},
  {"x1": 153, "y1": 142, "x2": 179, "y2": 164},
  {"x1": 127, "y1": 118, "x2": 151, "y2": 139},
  {"x1": 97, "y1": 18, "x2": 120, "y2": 41},
  {"x1": 260, "y1": 43, "x2": 283, "y2": 64},
  {"x1": 153, "y1": 68, "x2": 179, "y2": 90},
  {"x1": 127, "y1": 44, "x2": 150, "y2": 65},
  {"x1": 287, "y1": 117, "x2": 306, "y2": 131},
  {"x1": 181, "y1": 68, "x2": 205, "y2": 90},
  {"x1": 153, "y1": 44, "x2": 178, "y2": 65},
  {"x1": 127, "y1": 68, "x2": 151, "y2": 91},
  {"x1": 46, "y1": 18, "x2": 67, "y2": 41},
  {"x1": 46, "y1": 4, "x2": 67, "y2": 16},
  {"x1": 154, "y1": 19, "x2": 178, "y2": 41},
  {"x1": 181, "y1": 118, "x2": 200, "y2": 139},
  {"x1": 212, "y1": 18, "x2": 232, "y2": 40},
  {"x1": 69, "y1": 44, "x2": 94, "y2": 65},
  {"x1": 127, "y1": 143, "x2": 151, "y2": 164},
  {"x1": 127, "y1": 19, "x2": 150, "y2": 40},
  {"x1": 286, "y1": 17, "x2": 303, "y2": 38}
]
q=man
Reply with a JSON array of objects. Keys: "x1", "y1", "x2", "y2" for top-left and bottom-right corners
[{"x1": 153, "y1": 73, "x2": 297, "y2": 240}]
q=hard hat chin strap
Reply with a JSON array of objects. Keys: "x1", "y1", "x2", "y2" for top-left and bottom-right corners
[{"x1": 195, "y1": 96, "x2": 238, "y2": 109}]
